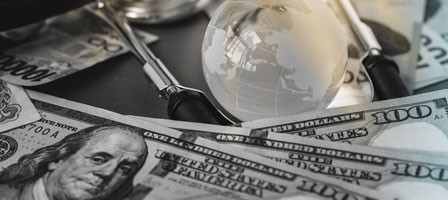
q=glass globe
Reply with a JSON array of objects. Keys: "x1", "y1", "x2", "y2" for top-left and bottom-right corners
[{"x1": 202, "y1": 0, "x2": 347, "y2": 121}]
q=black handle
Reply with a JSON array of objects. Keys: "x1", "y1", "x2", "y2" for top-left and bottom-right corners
[
  {"x1": 0, "y1": 0, "x2": 93, "y2": 31},
  {"x1": 167, "y1": 88, "x2": 234, "y2": 125},
  {"x1": 362, "y1": 54, "x2": 410, "y2": 100}
]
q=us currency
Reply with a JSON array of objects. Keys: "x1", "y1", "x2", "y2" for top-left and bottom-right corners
[
  {"x1": 415, "y1": 25, "x2": 448, "y2": 88},
  {"x1": 131, "y1": 117, "x2": 448, "y2": 199},
  {"x1": 0, "y1": 5, "x2": 158, "y2": 86},
  {"x1": 242, "y1": 89, "x2": 448, "y2": 152},
  {"x1": 0, "y1": 90, "x2": 392, "y2": 200},
  {"x1": 0, "y1": 80, "x2": 40, "y2": 132},
  {"x1": 327, "y1": 62, "x2": 372, "y2": 108},
  {"x1": 352, "y1": 0, "x2": 425, "y2": 92},
  {"x1": 415, "y1": 0, "x2": 448, "y2": 89}
]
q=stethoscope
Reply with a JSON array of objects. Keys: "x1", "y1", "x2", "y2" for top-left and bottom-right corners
[
  {"x1": 336, "y1": 0, "x2": 410, "y2": 100},
  {"x1": 96, "y1": 0, "x2": 235, "y2": 125},
  {"x1": 0, "y1": 0, "x2": 410, "y2": 125},
  {"x1": 96, "y1": 0, "x2": 410, "y2": 126}
]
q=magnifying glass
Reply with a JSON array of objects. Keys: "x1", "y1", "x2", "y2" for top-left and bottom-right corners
[{"x1": 96, "y1": 0, "x2": 234, "y2": 125}]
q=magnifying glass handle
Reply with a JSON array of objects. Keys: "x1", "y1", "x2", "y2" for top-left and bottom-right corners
[
  {"x1": 167, "y1": 88, "x2": 235, "y2": 125},
  {"x1": 363, "y1": 51, "x2": 410, "y2": 100}
]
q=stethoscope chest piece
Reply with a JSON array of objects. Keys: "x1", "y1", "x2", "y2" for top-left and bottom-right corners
[{"x1": 111, "y1": 0, "x2": 211, "y2": 24}]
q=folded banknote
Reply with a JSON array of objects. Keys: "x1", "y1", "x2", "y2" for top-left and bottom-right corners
[
  {"x1": 0, "y1": 6, "x2": 158, "y2": 86},
  {"x1": 0, "y1": 90, "x2": 393, "y2": 200}
]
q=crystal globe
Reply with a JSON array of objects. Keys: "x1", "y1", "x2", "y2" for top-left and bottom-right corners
[{"x1": 202, "y1": 0, "x2": 347, "y2": 121}]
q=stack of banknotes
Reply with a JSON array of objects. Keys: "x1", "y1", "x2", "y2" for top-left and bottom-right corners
[
  {"x1": 1, "y1": 1, "x2": 448, "y2": 200},
  {"x1": 1, "y1": 87, "x2": 448, "y2": 200},
  {"x1": 415, "y1": 0, "x2": 448, "y2": 89}
]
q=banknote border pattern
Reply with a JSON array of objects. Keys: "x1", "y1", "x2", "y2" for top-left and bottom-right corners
[{"x1": 0, "y1": 134, "x2": 18, "y2": 161}]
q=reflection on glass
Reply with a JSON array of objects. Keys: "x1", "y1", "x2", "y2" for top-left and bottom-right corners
[{"x1": 202, "y1": 0, "x2": 348, "y2": 121}]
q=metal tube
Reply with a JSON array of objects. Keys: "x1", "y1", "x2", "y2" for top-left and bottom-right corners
[
  {"x1": 97, "y1": 1, "x2": 180, "y2": 98},
  {"x1": 96, "y1": 1, "x2": 234, "y2": 124},
  {"x1": 338, "y1": 0, "x2": 382, "y2": 52},
  {"x1": 337, "y1": 0, "x2": 410, "y2": 100}
]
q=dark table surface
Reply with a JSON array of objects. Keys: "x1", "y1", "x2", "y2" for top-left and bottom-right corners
[
  {"x1": 2, "y1": 11, "x2": 447, "y2": 122},
  {"x1": 29, "y1": 11, "x2": 235, "y2": 121}
]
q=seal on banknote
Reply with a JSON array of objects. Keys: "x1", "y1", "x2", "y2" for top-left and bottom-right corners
[
  {"x1": 0, "y1": 135, "x2": 17, "y2": 161},
  {"x1": 0, "y1": 80, "x2": 21, "y2": 124}
]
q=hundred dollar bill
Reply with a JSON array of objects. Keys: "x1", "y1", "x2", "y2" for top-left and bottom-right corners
[
  {"x1": 415, "y1": 25, "x2": 448, "y2": 89},
  {"x1": 0, "y1": 91, "x2": 392, "y2": 200},
  {"x1": 415, "y1": 0, "x2": 448, "y2": 89},
  {"x1": 328, "y1": 62, "x2": 371, "y2": 108},
  {"x1": 352, "y1": 0, "x2": 425, "y2": 92},
  {"x1": 0, "y1": 5, "x2": 158, "y2": 86},
  {"x1": 0, "y1": 80, "x2": 40, "y2": 132},
  {"x1": 242, "y1": 89, "x2": 448, "y2": 152},
  {"x1": 131, "y1": 117, "x2": 448, "y2": 199}
]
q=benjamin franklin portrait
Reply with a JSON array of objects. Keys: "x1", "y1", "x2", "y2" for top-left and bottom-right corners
[{"x1": 0, "y1": 124, "x2": 148, "y2": 200}]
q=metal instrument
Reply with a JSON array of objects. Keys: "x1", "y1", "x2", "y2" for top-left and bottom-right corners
[
  {"x1": 97, "y1": 1, "x2": 234, "y2": 125},
  {"x1": 111, "y1": 0, "x2": 211, "y2": 24},
  {"x1": 337, "y1": 0, "x2": 410, "y2": 100}
]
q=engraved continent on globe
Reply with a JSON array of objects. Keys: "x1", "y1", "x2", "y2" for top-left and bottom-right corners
[{"x1": 202, "y1": 0, "x2": 347, "y2": 121}]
